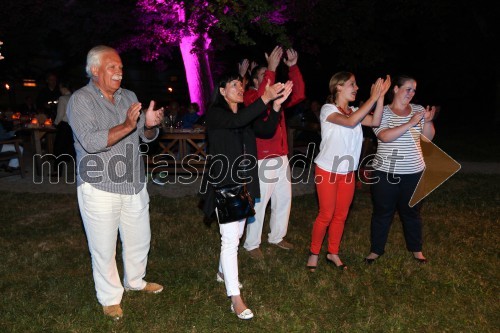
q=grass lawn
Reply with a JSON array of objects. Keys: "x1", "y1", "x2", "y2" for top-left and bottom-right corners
[{"x1": 0, "y1": 174, "x2": 498, "y2": 332}]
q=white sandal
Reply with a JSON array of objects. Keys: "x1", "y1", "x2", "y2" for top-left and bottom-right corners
[{"x1": 230, "y1": 303, "x2": 254, "y2": 320}]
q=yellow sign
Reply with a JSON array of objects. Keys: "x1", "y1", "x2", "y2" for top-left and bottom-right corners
[{"x1": 409, "y1": 132, "x2": 461, "y2": 207}]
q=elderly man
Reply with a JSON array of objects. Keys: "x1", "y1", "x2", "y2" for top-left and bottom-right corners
[{"x1": 67, "y1": 45, "x2": 164, "y2": 320}]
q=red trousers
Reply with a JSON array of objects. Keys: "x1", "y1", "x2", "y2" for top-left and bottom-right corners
[{"x1": 310, "y1": 166, "x2": 355, "y2": 255}]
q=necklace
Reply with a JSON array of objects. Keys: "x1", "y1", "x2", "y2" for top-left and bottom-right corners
[{"x1": 336, "y1": 104, "x2": 353, "y2": 117}]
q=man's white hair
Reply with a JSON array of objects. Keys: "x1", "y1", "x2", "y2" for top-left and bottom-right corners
[{"x1": 85, "y1": 45, "x2": 117, "y2": 78}]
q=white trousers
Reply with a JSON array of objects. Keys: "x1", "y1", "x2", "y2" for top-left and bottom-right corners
[
  {"x1": 244, "y1": 155, "x2": 292, "y2": 251},
  {"x1": 1, "y1": 144, "x2": 23, "y2": 167},
  {"x1": 77, "y1": 183, "x2": 151, "y2": 306},
  {"x1": 218, "y1": 218, "x2": 246, "y2": 297}
]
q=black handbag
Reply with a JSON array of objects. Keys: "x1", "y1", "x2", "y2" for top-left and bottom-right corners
[
  {"x1": 213, "y1": 141, "x2": 255, "y2": 223},
  {"x1": 214, "y1": 183, "x2": 255, "y2": 223}
]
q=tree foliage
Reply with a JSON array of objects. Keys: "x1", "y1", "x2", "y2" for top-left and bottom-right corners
[{"x1": 122, "y1": 0, "x2": 292, "y2": 62}]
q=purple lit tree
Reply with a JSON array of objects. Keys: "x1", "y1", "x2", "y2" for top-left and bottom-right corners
[{"x1": 123, "y1": 0, "x2": 291, "y2": 113}]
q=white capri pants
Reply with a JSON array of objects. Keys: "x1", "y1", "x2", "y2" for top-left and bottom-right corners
[{"x1": 218, "y1": 218, "x2": 246, "y2": 297}]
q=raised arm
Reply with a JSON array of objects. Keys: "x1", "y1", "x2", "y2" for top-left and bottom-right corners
[
  {"x1": 254, "y1": 46, "x2": 282, "y2": 98},
  {"x1": 283, "y1": 49, "x2": 306, "y2": 108},
  {"x1": 238, "y1": 59, "x2": 250, "y2": 78},
  {"x1": 253, "y1": 81, "x2": 294, "y2": 138},
  {"x1": 326, "y1": 78, "x2": 384, "y2": 128},
  {"x1": 209, "y1": 82, "x2": 285, "y2": 130},
  {"x1": 361, "y1": 75, "x2": 391, "y2": 127},
  {"x1": 421, "y1": 105, "x2": 436, "y2": 141}
]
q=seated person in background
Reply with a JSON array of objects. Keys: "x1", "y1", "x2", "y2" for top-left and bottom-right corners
[
  {"x1": 182, "y1": 103, "x2": 200, "y2": 129},
  {"x1": 0, "y1": 122, "x2": 23, "y2": 172},
  {"x1": 21, "y1": 96, "x2": 37, "y2": 116},
  {"x1": 192, "y1": 113, "x2": 206, "y2": 131},
  {"x1": 166, "y1": 100, "x2": 180, "y2": 127},
  {"x1": 34, "y1": 110, "x2": 48, "y2": 124}
]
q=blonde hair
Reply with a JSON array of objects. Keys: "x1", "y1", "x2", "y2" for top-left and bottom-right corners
[{"x1": 326, "y1": 71, "x2": 353, "y2": 104}]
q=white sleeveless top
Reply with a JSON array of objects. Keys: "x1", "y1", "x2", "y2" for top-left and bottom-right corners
[{"x1": 314, "y1": 103, "x2": 363, "y2": 174}]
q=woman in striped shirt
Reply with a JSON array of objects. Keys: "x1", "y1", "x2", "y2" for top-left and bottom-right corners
[{"x1": 365, "y1": 75, "x2": 436, "y2": 264}]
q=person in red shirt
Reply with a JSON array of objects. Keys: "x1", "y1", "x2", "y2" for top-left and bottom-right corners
[{"x1": 243, "y1": 46, "x2": 306, "y2": 259}]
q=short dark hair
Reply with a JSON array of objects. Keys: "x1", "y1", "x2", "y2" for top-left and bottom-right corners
[
  {"x1": 209, "y1": 73, "x2": 243, "y2": 111},
  {"x1": 249, "y1": 66, "x2": 266, "y2": 88}
]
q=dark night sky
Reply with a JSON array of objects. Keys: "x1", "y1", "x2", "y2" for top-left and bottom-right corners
[{"x1": 0, "y1": 0, "x2": 497, "y2": 128}]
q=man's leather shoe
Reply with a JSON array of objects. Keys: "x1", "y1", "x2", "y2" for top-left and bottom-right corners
[{"x1": 103, "y1": 304, "x2": 123, "y2": 320}]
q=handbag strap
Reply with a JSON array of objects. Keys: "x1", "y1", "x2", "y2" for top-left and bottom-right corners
[{"x1": 241, "y1": 135, "x2": 249, "y2": 190}]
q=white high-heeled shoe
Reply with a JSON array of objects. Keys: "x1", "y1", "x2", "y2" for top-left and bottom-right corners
[
  {"x1": 216, "y1": 271, "x2": 243, "y2": 289},
  {"x1": 230, "y1": 303, "x2": 254, "y2": 320}
]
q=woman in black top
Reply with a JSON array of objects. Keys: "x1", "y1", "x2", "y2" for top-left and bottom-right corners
[{"x1": 202, "y1": 73, "x2": 292, "y2": 320}]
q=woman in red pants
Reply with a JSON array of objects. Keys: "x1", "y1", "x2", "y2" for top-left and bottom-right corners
[{"x1": 306, "y1": 72, "x2": 390, "y2": 271}]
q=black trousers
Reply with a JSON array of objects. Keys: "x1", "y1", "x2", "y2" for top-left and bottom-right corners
[{"x1": 370, "y1": 170, "x2": 423, "y2": 255}]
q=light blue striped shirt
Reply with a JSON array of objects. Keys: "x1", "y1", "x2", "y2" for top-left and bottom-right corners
[{"x1": 67, "y1": 80, "x2": 158, "y2": 194}]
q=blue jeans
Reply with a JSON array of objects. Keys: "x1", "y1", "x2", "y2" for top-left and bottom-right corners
[{"x1": 370, "y1": 170, "x2": 423, "y2": 255}]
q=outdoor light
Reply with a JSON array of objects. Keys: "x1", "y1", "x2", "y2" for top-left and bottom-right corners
[
  {"x1": 23, "y1": 79, "x2": 37, "y2": 87},
  {"x1": 4, "y1": 83, "x2": 10, "y2": 90},
  {"x1": 167, "y1": 87, "x2": 173, "y2": 93}
]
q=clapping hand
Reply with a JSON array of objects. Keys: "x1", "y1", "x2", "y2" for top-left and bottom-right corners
[
  {"x1": 424, "y1": 105, "x2": 436, "y2": 123},
  {"x1": 283, "y1": 49, "x2": 298, "y2": 67},
  {"x1": 272, "y1": 80, "x2": 294, "y2": 111},
  {"x1": 238, "y1": 59, "x2": 250, "y2": 78},
  {"x1": 0, "y1": 41, "x2": 4, "y2": 61},
  {"x1": 144, "y1": 100, "x2": 165, "y2": 129},
  {"x1": 381, "y1": 75, "x2": 391, "y2": 96},
  {"x1": 265, "y1": 46, "x2": 283, "y2": 72},
  {"x1": 249, "y1": 61, "x2": 258, "y2": 73},
  {"x1": 125, "y1": 102, "x2": 142, "y2": 129},
  {"x1": 369, "y1": 78, "x2": 384, "y2": 100},
  {"x1": 261, "y1": 79, "x2": 285, "y2": 104},
  {"x1": 409, "y1": 110, "x2": 425, "y2": 127}
]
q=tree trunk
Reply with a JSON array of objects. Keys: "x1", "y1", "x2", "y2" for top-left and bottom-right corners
[{"x1": 179, "y1": 34, "x2": 213, "y2": 114}]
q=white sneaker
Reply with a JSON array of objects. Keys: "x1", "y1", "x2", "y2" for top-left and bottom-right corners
[{"x1": 216, "y1": 271, "x2": 243, "y2": 289}]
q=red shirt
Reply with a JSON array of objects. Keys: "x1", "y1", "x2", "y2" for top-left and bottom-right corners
[{"x1": 243, "y1": 65, "x2": 305, "y2": 160}]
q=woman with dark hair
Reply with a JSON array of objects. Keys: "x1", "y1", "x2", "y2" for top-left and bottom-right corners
[
  {"x1": 365, "y1": 75, "x2": 436, "y2": 264},
  {"x1": 202, "y1": 73, "x2": 292, "y2": 320}
]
